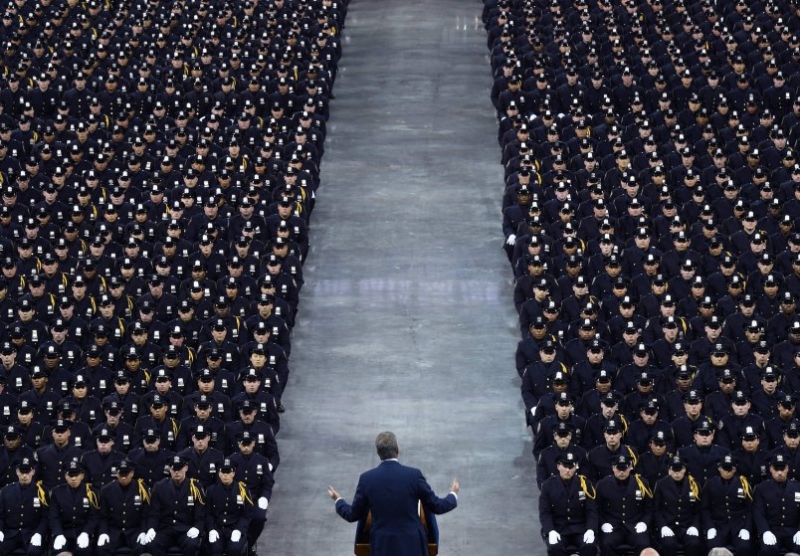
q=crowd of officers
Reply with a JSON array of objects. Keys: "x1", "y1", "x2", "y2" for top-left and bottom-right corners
[
  {"x1": 0, "y1": 0, "x2": 347, "y2": 555},
  {"x1": 485, "y1": 0, "x2": 800, "y2": 554}
]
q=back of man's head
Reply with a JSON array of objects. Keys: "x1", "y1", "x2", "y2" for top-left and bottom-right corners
[{"x1": 376, "y1": 431, "x2": 399, "y2": 460}]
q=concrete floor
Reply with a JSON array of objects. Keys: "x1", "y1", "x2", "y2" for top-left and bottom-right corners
[{"x1": 262, "y1": 1, "x2": 542, "y2": 554}]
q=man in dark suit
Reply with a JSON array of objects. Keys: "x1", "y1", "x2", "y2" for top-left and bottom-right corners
[{"x1": 327, "y1": 431, "x2": 459, "y2": 556}]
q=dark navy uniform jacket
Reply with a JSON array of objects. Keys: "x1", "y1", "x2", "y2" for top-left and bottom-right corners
[
  {"x1": 204, "y1": 479, "x2": 253, "y2": 531},
  {"x1": 0, "y1": 479, "x2": 49, "y2": 536},
  {"x1": 700, "y1": 473, "x2": 753, "y2": 532},
  {"x1": 753, "y1": 478, "x2": 800, "y2": 534},
  {"x1": 98, "y1": 478, "x2": 150, "y2": 536},
  {"x1": 35, "y1": 442, "x2": 84, "y2": 489},
  {"x1": 538, "y1": 473, "x2": 598, "y2": 536},
  {"x1": 48, "y1": 481, "x2": 100, "y2": 537},
  {"x1": 228, "y1": 452, "x2": 275, "y2": 500},
  {"x1": 146, "y1": 476, "x2": 205, "y2": 534},
  {"x1": 595, "y1": 473, "x2": 653, "y2": 528},
  {"x1": 128, "y1": 447, "x2": 175, "y2": 489},
  {"x1": 177, "y1": 446, "x2": 225, "y2": 489},
  {"x1": 653, "y1": 475, "x2": 702, "y2": 531}
]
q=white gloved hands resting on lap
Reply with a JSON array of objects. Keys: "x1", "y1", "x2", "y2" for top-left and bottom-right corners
[
  {"x1": 601, "y1": 523, "x2": 613, "y2": 533},
  {"x1": 547, "y1": 531, "x2": 560, "y2": 545}
]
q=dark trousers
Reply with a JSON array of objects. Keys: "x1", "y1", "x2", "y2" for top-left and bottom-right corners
[
  {"x1": 247, "y1": 504, "x2": 268, "y2": 548},
  {"x1": 0, "y1": 530, "x2": 45, "y2": 556},
  {"x1": 653, "y1": 527, "x2": 704, "y2": 555},
  {"x1": 599, "y1": 527, "x2": 649, "y2": 556},
  {"x1": 758, "y1": 528, "x2": 800, "y2": 556},
  {"x1": 52, "y1": 534, "x2": 94, "y2": 556},
  {"x1": 97, "y1": 528, "x2": 147, "y2": 556},
  {"x1": 151, "y1": 529, "x2": 202, "y2": 556},
  {"x1": 208, "y1": 526, "x2": 247, "y2": 556},
  {"x1": 706, "y1": 524, "x2": 753, "y2": 556},
  {"x1": 544, "y1": 532, "x2": 596, "y2": 556}
]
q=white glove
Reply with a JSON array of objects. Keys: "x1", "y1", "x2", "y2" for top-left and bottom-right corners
[
  {"x1": 707, "y1": 528, "x2": 717, "y2": 540},
  {"x1": 136, "y1": 533, "x2": 147, "y2": 545},
  {"x1": 231, "y1": 530, "x2": 242, "y2": 543},
  {"x1": 687, "y1": 527, "x2": 699, "y2": 536},
  {"x1": 635, "y1": 522, "x2": 647, "y2": 533},
  {"x1": 601, "y1": 523, "x2": 613, "y2": 533},
  {"x1": 187, "y1": 527, "x2": 200, "y2": 539},
  {"x1": 661, "y1": 526, "x2": 674, "y2": 537},
  {"x1": 583, "y1": 530, "x2": 595, "y2": 544},
  {"x1": 739, "y1": 529, "x2": 750, "y2": 541},
  {"x1": 145, "y1": 528, "x2": 156, "y2": 542},
  {"x1": 30, "y1": 533, "x2": 41, "y2": 547},
  {"x1": 54, "y1": 535, "x2": 67, "y2": 550},
  {"x1": 77, "y1": 532, "x2": 90, "y2": 549},
  {"x1": 268, "y1": 463, "x2": 274, "y2": 472},
  {"x1": 506, "y1": 234, "x2": 517, "y2": 246},
  {"x1": 794, "y1": 531, "x2": 800, "y2": 544},
  {"x1": 98, "y1": 534, "x2": 110, "y2": 546},
  {"x1": 258, "y1": 496, "x2": 269, "y2": 510},
  {"x1": 0, "y1": 531, "x2": 4, "y2": 542},
  {"x1": 548, "y1": 531, "x2": 561, "y2": 545},
  {"x1": 764, "y1": 531, "x2": 778, "y2": 546},
  {"x1": 208, "y1": 529, "x2": 219, "y2": 543}
]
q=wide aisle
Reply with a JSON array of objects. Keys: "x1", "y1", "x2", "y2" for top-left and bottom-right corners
[{"x1": 264, "y1": 1, "x2": 540, "y2": 554}]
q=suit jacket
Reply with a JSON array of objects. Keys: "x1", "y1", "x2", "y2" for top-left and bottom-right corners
[{"x1": 335, "y1": 460, "x2": 457, "y2": 556}]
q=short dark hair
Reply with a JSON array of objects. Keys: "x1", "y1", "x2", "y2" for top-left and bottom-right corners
[{"x1": 375, "y1": 431, "x2": 399, "y2": 460}]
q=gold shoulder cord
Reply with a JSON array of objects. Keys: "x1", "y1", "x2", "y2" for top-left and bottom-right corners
[
  {"x1": 579, "y1": 475, "x2": 596, "y2": 500},
  {"x1": 634, "y1": 474, "x2": 653, "y2": 498}
]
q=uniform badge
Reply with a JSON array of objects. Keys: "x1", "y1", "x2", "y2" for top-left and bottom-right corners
[
  {"x1": 188, "y1": 496, "x2": 194, "y2": 506},
  {"x1": 83, "y1": 497, "x2": 90, "y2": 508},
  {"x1": 635, "y1": 490, "x2": 642, "y2": 500},
  {"x1": 134, "y1": 495, "x2": 141, "y2": 506},
  {"x1": 578, "y1": 491, "x2": 585, "y2": 501},
  {"x1": 33, "y1": 497, "x2": 40, "y2": 508},
  {"x1": 237, "y1": 495, "x2": 243, "y2": 505},
  {"x1": 737, "y1": 488, "x2": 745, "y2": 499},
  {"x1": 256, "y1": 464, "x2": 263, "y2": 475}
]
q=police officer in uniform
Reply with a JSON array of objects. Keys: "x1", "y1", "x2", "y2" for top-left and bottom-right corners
[
  {"x1": 127, "y1": 428, "x2": 175, "y2": 488},
  {"x1": 651, "y1": 455, "x2": 703, "y2": 555},
  {"x1": 753, "y1": 453, "x2": 800, "y2": 556},
  {"x1": 48, "y1": 459, "x2": 100, "y2": 556},
  {"x1": 701, "y1": 454, "x2": 754, "y2": 555},
  {"x1": 144, "y1": 455, "x2": 205, "y2": 556},
  {"x1": 595, "y1": 454, "x2": 653, "y2": 556},
  {"x1": 205, "y1": 458, "x2": 254, "y2": 556},
  {"x1": 97, "y1": 460, "x2": 151, "y2": 556},
  {"x1": 538, "y1": 451, "x2": 597, "y2": 556},
  {"x1": 0, "y1": 457, "x2": 48, "y2": 556},
  {"x1": 227, "y1": 430, "x2": 275, "y2": 553}
]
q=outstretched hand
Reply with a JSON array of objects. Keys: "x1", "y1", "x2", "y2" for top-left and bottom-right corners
[
  {"x1": 451, "y1": 478, "x2": 459, "y2": 494},
  {"x1": 327, "y1": 486, "x2": 341, "y2": 501}
]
